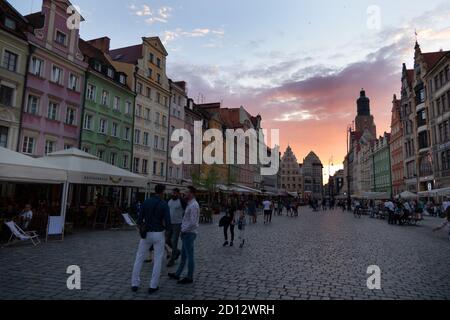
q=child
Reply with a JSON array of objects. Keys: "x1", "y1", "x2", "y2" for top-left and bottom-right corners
[
  {"x1": 433, "y1": 211, "x2": 450, "y2": 241},
  {"x1": 235, "y1": 205, "x2": 246, "y2": 248}
]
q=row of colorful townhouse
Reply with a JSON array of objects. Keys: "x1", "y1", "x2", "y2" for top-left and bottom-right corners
[{"x1": 0, "y1": 0, "x2": 268, "y2": 190}]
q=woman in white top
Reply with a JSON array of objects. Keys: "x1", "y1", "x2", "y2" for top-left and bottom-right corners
[{"x1": 19, "y1": 204, "x2": 33, "y2": 230}]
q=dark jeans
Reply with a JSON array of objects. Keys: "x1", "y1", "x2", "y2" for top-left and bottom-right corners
[
  {"x1": 169, "y1": 224, "x2": 181, "y2": 261},
  {"x1": 224, "y1": 223, "x2": 235, "y2": 241},
  {"x1": 388, "y1": 210, "x2": 395, "y2": 224},
  {"x1": 175, "y1": 232, "x2": 197, "y2": 280}
]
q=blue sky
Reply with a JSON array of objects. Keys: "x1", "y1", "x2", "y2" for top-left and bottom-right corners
[{"x1": 10, "y1": 0, "x2": 450, "y2": 178}]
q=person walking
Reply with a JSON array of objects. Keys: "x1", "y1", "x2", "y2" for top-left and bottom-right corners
[
  {"x1": 166, "y1": 188, "x2": 186, "y2": 267},
  {"x1": 222, "y1": 198, "x2": 236, "y2": 246},
  {"x1": 131, "y1": 185, "x2": 171, "y2": 294},
  {"x1": 262, "y1": 198, "x2": 273, "y2": 224},
  {"x1": 247, "y1": 196, "x2": 257, "y2": 224},
  {"x1": 385, "y1": 199, "x2": 395, "y2": 225},
  {"x1": 168, "y1": 186, "x2": 200, "y2": 284},
  {"x1": 235, "y1": 203, "x2": 247, "y2": 248}
]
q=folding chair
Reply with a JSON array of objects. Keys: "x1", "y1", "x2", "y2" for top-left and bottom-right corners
[
  {"x1": 46, "y1": 216, "x2": 65, "y2": 242},
  {"x1": 4, "y1": 221, "x2": 41, "y2": 246},
  {"x1": 122, "y1": 213, "x2": 138, "y2": 230}
]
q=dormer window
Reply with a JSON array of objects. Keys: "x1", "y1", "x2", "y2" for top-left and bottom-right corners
[
  {"x1": 119, "y1": 74, "x2": 126, "y2": 84},
  {"x1": 55, "y1": 31, "x2": 67, "y2": 46},
  {"x1": 93, "y1": 61, "x2": 102, "y2": 72},
  {"x1": 107, "y1": 68, "x2": 114, "y2": 78},
  {"x1": 4, "y1": 17, "x2": 16, "y2": 30}
]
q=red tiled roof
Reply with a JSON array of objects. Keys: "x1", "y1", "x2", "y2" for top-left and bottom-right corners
[
  {"x1": 110, "y1": 44, "x2": 143, "y2": 64},
  {"x1": 423, "y1": 51, "x2": 450, "y2": 70},
  {"x1": 79, "y1": 39, "x2": 110, "y2": 66},
  {"x1": 219, "y1": 108, "x2": 242, "y2": 129}
]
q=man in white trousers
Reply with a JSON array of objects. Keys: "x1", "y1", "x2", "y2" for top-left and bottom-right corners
[{"x1": 131, "y1": 184, "x2": 171, "y2": 294}]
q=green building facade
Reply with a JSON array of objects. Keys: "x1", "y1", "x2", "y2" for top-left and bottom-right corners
[
  {"x1": 372, "y1": 133, "x2": 392, "y2": 196},
  {"x1": 79, "y1": 38, "x2": 135, "y2": 170}
]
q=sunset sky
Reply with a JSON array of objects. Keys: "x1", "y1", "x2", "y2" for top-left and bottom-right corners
[{"x1": 11, "y1": 0, "x2": 450, "y2": 180}]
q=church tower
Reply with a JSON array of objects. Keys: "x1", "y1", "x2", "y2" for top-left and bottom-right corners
[{"x1": 355, "y1": 89, "x2": 377, "y2": 139}]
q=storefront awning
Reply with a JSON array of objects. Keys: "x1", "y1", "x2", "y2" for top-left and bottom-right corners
[
  {"x1": 40, "y1": 148, "x2": 147, "y2": 188},
  {"x1": 0, "y1": 147, "x2": 67, "y2": 184}
]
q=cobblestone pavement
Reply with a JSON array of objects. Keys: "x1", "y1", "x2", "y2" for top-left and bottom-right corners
[{"x1": 1, "y1": 208, "x2": 449, "y2": 300}]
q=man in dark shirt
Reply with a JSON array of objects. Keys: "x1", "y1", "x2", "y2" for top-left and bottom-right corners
[{"x1": 131, "y1": 184, "x2": 170, "y2": 294}]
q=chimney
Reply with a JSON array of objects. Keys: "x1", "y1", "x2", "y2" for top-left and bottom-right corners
[{"x1": 87, "y1": 37, "x2": 111, "y2": 53}]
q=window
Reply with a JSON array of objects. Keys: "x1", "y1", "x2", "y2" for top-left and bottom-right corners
[
  {"x1": 101, "y1": 90, "x2": 109, "y2": 105},
  {"x1": 30, "y1": 57, "x2": 43, "y2": 76},
  {"x1": 84, "y1": 114, "x2": 93, "y2": 130},
  {"x1": 161, "y1": 137, "x2": 165, "y2": 151},
  {"x1": 4, "y1": 17, "x2": 16, "y2": 30},
  {"x1": 87, "y1": 84, "x2": 96, "y2": 101},
  {"x1": 112, "y1": 122, "x2": 119, "y2": 137},
  {"x1": 0, "y1": 85, "x2": 14, "y2": 107},
  {"x1": 55, "y1": 31, "x2": 67, "y2": 46},
  {"x1": 113, "y1": 96, "x2": 120, "y2": 111},
  {"x1": 22, "y1": 136, "x2": 35, "y2": 154},
  {"x1": 162, "y1": 115, "x2": 167, "y2": 127},
  {"x1": 97, "y1": 150, "x2": 105, "y2": 160},
  {"x1": 99, "y1": 119, "x2": 108, "y2": 134},
  {"x1": 137, "y1": 82, "x2": 143, "y2": 95},
  {"x1": 146, "y1": 87, "x2": 151, "y2": 99},
  {"x1": 47, "y1": 102, "x2": 59, "y2": 121},
  {"x1": 68, "y1": 74, "x2": 79, "y2": 91},
  {"x1": 442, "y1": 150, "x2": 450, "y2": 171},
  {"x1": 93, "y1": 61, "x2": 101, "y2": 72},
  {"x1": 125, "y1": 101, "x2": 132, "y2": 115},
  {"x1": 65, "y1": 107, "x2": 76, "y2": 125},
  {"x1": 2, "y1": 50, "x2": 18, "y2": 72},
  {"x1": 169, "y1": 167, "x2": 173, "y2": 178},
  {"x1": 153, "y1": 161, "x2": 157, "y2": 175},
  {"x1": 157, "y1": 74, "x2": 161, "y2": 84},
  {"x1": 143, "y1": 132, "x2": 149, "y2": 146},
  {"x1": 107, "y1": 68, "x2": 114, "y2": 78},
  {"x1": 176, "y1": 168, "x2": 180, "y2": 179},
  {"x1": 110, "y1": 153, "x2": 117, "y2": 166},
  {"x1": 145, "y1": 108, "x2": 151, "y2": 120},
  {"x1": 160, "y1": 162, "x2": 164, "y2": 176},
  {"x1": 142, "y1": 159, "x2": 148, "y2": 174},
  {"x1": 157, "y1": 92, "x2": 161, "y2": 104},
  {"x1": 148, "y1": 68, "x2": 153, "y2": 78},
  {"x1": 154, "y1": 135, "x2": 159, "y2": 149},
  {"x1": 0, "y1": 126, "x2": 8, "y2": 148},
  {"x1": 45, "y1": 140, "x2": 55, "y2": 155},
  {"x1": 164, "y1": 97, "x2": 168, "y2": 107},
  {"x1": 155, "y1": 112, "x2": 160, "y2": 124},
  {"x1": 135, "y1": 104, "x2": 142, "y2": 117},
  {"x1": 124, "y1": 127, "x2": 131, "y2": 141},
  {"x1": 123, "y1": 154, "x2": 129, "y2": 168},
  {"x1": 119, "y1": 74, "x2": 126, "y2": 84},
  {"x1": 133, "y1": 158, "x2": 140, "y2": 173},
  {"x1": 156, "y1": 58, "x2": 161, "y2": 68},
  {"x1": 134, "y1": 129, "x2": 141, "y2": 144},
  {"x1": 51, "y1": 65, "x2": 63, "y2": 84},
  {"x1": 149, "y1": 53, "x2": 154, "y2": 63}
]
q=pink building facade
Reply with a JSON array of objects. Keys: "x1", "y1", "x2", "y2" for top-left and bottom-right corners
[{"x1": 20, "y1": 0, "x2": 87, "y2": 156}]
